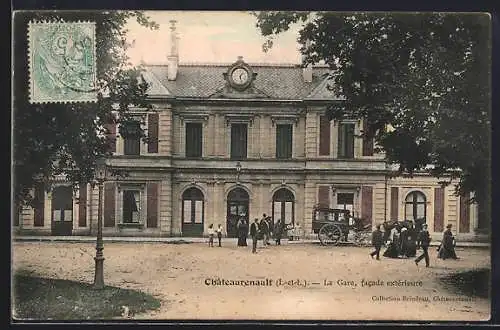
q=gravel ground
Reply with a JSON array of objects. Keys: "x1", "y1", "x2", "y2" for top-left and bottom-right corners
[{"x1": 12, "y1": 240, "x2": 491, "y2": 321}]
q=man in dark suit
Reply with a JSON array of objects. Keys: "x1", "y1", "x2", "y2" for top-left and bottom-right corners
[
  {"x1": 415, "y1": 223, "x2": 432, "y2": 267},
  {"x1": 250, "y1": 218, "x2": 259, "y2": 254},
  {"x1": 370, "y1": 224, "x2": 384, "y2": 260}
]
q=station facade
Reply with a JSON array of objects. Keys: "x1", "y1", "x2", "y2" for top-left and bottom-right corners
[{"x1": 14, "y1": 22, "x2": 480, "y2": 241}]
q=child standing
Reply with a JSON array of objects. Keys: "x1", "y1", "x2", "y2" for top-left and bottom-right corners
[
  {"x1": 208, "y1": 224, "x2": 215, "y2": 247},
  {"x1": 216, "y1": 224, "x2": 223, "y2": 247}
]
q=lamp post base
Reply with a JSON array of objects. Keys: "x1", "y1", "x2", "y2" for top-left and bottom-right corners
[{"x1": 93, "y1": 256, "x2": 105, "y2": 290}]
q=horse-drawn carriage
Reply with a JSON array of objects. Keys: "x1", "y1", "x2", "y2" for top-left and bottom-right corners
[{"x1": 311, "y1": 206, "x2": 372, "y2": 246}]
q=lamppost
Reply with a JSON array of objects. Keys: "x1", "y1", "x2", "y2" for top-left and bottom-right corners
[
  {"x1": 93, "y1": 158, "x2": 107, "y2": 290},
  {"x1": 235, "y1": 161, "x2": 242, "y2": 183}
]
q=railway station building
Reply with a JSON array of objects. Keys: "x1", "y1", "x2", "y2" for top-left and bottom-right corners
[{"x1": 13, "y1": 22, "x2": 483, "y2": 242}]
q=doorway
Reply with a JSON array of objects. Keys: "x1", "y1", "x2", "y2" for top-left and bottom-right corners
[
  {"x1": 226, "y1": 187, "x2": 249, "y2": 238},
  {"x1": 181, "y1": 187, "x2": 205, "y2": 237},
  {"x1": 51, "y1": 186, "x2": 73, "y2": 236},
  {"x1": 272, "y1": 188, "x2": 295, "y2": 228}
]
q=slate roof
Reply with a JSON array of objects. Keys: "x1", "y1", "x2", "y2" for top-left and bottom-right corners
[{"x1": 144, "y1": 63, "x2": 337, "y2": 100}]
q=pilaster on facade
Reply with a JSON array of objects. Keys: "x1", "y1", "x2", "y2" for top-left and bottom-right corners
[
  {"x1": 159, "y1": 178, "x2": 172, "y2": 235},
  {"x1": 305, "y1": 111, "x2": 318, "y2": 158},
  {"x1": 294, "y1": 116, "x2": 306, "y2": 158},
  {"x1": 331, "y1": 119, "x2": 338, "y2": 158},
  {"x1": 303, "y1": 180, "x2": 316, "y2": 233},
  {"x1": 158, "y1": 106, "x2": 173, "y2": 156}
]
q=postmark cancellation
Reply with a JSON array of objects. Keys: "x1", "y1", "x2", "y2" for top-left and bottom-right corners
[{"x1": 28, "y1": 21, "x2": 97, "y2": 103}]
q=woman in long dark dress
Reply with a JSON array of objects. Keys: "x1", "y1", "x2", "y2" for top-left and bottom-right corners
[
  {"x1": 383, "y1": 226, "x2": 401, "y2": 258},
  {"x1": 438, "y1": 224, "x2": 458, "y2": 259},
  {"x1": 236, "y1": 217, "x2": 248, "y2": 246},
  {"x1": 405, "y1": 223, "x2": 417, "y2": 257},
  {"x1": 236, "y1": 219, "x2": 246, "y2": 246}
]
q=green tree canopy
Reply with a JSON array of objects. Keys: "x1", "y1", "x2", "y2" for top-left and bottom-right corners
[
  {"x1": 13, "y1": 11, "x2": 158, "y2": 207},
  {"x1": 255, "y1": 12, "x2": 491, "y2": 228}
]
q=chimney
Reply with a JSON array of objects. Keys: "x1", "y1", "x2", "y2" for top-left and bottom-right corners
[
  {"x1": 302, "y1": 39, "x2": 312, "y2": 83},
  {"x1": 167, "y1": 20, "x2": 179, "y2": 81}
]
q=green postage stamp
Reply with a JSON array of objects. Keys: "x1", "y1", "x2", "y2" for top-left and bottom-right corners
[{"x1": 28, "y1": 21, "x2": 97, "y2": 103}]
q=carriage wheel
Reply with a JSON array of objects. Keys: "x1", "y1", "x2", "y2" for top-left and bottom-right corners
[{"x1": 318, "y1": 224, "x2": 342, "y2": 246}]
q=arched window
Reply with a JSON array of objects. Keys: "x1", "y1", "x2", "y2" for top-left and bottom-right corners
[
  {"x1": 182, "y1": 187, "x2": 204, "y2": 236},
  {"x1": 272, "y1": 188, "x2": 295, "y2": 227},
  {"x1": 405, "y1": 191, "x2": 427, "y2": 222}
]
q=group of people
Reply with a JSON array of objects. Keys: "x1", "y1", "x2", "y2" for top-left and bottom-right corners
[
  {"x1": 249, "y1": 214, "x2": 287, "y2": 253},
  {"x1": 207, "y1": 224, "x2": 224, "y2": 247},
  {"x1": 370, "y1": 221, "x2": 459, "y2": 267},
  {"x1": 208, "y1": 213, "x2": 299, "y2": 253},
  {"x1": 381, "y1": 220, "x2": 419, "y2": 259}
]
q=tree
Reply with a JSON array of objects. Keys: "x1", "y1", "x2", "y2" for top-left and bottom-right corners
[
  {"x1": 13, "y1": 11, "x2": 159, "y2": 208},
  {"x1": 255, "y1": 12, "x2": 491, "y2": 230}
]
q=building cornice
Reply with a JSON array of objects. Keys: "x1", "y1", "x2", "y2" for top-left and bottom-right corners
[{"x1": 146, "y1": 96, "x2": 344, "y2": 106}]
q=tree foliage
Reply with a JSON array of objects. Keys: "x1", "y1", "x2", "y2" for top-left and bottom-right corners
[
  {"x1": 255, "y1": 12, "x2": 491, "y2": 228},
  {"x1": 13, "y1": 11, "x2": 158, "y2": 207}
]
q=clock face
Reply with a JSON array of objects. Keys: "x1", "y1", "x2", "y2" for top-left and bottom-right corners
[{"x1": 231, "y1": 67, "x2": 249, "y2": 85}]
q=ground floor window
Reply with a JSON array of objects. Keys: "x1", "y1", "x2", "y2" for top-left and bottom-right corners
[
  {"x1": 405, "y1": 191, "x2": 426, "y2": 222},
  {"x1": 337, "y1": 193, "x2": 354, "y2": 214},
  {"x1": 123, "y1": 190, "x2": 141, "y2": 223}
]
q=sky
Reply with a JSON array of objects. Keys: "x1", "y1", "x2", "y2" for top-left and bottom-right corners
[{"x1": 125, "y1": 11, "x2": 304, "y2": 65}]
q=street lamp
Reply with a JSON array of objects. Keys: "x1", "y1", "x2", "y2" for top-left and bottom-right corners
[
  {"x1": 93, "y1": 158, "x2": 107, "y2": 290},
  {"x1": 235, "y1": 161, "x2": 242, "y2": 183}
]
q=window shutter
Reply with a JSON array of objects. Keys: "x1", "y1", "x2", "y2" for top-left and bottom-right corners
[
  {"x1": 318, "y1": 186, "x2": 330, "y2": 208},
  {"x1": 361, "y1": 186, "x2": 373, "y2": 227},
  {"x1": 78, "y1": 183, "x2": 87, "y2": 227},
  {"x1": 147, "y1": 182, "x2": 158, "y2": 228},
  {"x1": 104, "y1": 182, "x2": 115, "y2": 227},
  {"x1": 346, "y1": 124, "x2": 355, "y2": 158},
  {"x1": 147, "y1": 113, "x2": 159, "y2": 153},
  {"x1": 195, "y1": 123, "x2": 203, "y2": 157},
  {"x1": 390, "y1": 187, "x2": 399, "y2": 221},
  {"x1": 230, "y1": 124, "x2": 238, "y2": 159},
  {"x1": 241, "y1": 124, "x2": 247, "y2": 159},
  {"x1": 362, "y1": 119, "x2": 374, "y2": 156},
  {"x1": 33, "y1": 182, "x2": 45, "y2": 227},
  {"x1": 337, "y1": 123, "x2": 345, "y2": 158},
  {"x1": 319, "y1": 115, "x2": 330, "y2": 156},
  {"x1": 286, "y1": 124, "x2": 293, "y2": 158},
  {"x1": 433, "y1": 187, "x2": 444, "y2": 232},
  {"x1": 185, "y1": 124, "x2": 193, "y2": 157},
  {"x1": 459, "y1": 194, "x2": 470, "y2": 233},
  {"x1": 104, "y1": 122, "x2": 117, "y2": 153},
  {"x1": 276, "y1": 125, "x2": 282, "y2": 158}
]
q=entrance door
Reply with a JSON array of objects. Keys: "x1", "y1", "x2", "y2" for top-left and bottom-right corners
[
  {"x1": 51, "y1": 186, "x2": 73, "y2": 236},
  {"x1": 226, "y1": 188, "x2": 249, "y2": 238},
  {"x1": 181, "y1": 187, "x2": 204, "y2": 237},
  {"x1": 272, "y1": 188, "x2": 295, "y2": 228}
]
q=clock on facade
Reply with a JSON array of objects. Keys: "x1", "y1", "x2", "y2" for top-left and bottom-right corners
[{"x1": 231, "y1": 67, "x2": 249, "y2": 85}]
